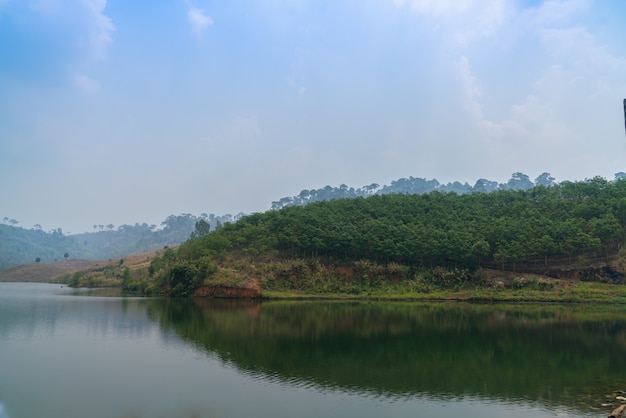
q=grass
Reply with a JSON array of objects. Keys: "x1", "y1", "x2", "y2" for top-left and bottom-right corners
[
  {"x1": 8, "y1": 250, "x2": 625, "y2": 304},
  {"x1": 262, "y1": 280, "x2": 626, "y2": 304},
  {"x1": 0, "y1": 259, "x2": 99, "y2": 283}
]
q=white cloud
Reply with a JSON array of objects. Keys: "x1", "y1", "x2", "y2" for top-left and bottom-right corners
[
  {"x1": 530, "y1": 0, "x2": 590, "y2": 25},
  {"x1": 392, "y1": 0, "x2": 509, "y2": 44},
  {"x1": 393, "y1": 0, "x2": 476, "y2": 16},
  {"x1": 450, "y1": 2, "x2": 623, "y2": 133},
  {"x1": 539, "y1": 25, "x2": 626, "y2": 71},
  {"x1": 456, "y1": 56, "x2": 483, "y2": 121},
  {"x1": 81, "y1": 0, "x2": 115, "y2": 61},
  {"x1": 187, "y1": 6, "x2": 213, "y2": 36},
  {"x1": 28, "y1": 0, "x2": 114, "y2": 61},
  {"x1": 287, "y1": 77, "x2": 307, "y2": 95},
  {"x1": 455, "y1": 53, "x2": 566, "y2": 161},
  {"x1": 73, "y1": 73, "x2": 101, "y2": 92}
]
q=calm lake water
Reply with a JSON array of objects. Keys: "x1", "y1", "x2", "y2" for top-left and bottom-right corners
[{"x1": 0, "y1": 283, "x2": 624, "y2": 418}]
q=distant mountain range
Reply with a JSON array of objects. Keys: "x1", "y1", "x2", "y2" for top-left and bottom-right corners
[
  {"x1": 0, "y1": 213, "x2": 243, "y2": 270},
  {"x1": 2, "y1": 171, "x2": 624, "y2": 270}
]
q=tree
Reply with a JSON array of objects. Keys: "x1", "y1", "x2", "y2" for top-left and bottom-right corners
[
  {"x1": 535, "y1": 172, "x2": 556, "y2": 187},
  {"x1": 190, "y1": 219, "x2": 211, "y2": 239},
  {"x1": 64, "y1": 252, "x2": 69, "y2": 259},
  {"x1": 471, "y1": 240, "x2": 491, "y2": 268},
  {"x1": 122, "y1": 267, "x2": 133, "y2": 290},
  {"x1": 473, "y1": 179, "x2": 499, "y2": 193},
  {"x1": 504, "y1": 172, "x2": 533, "y2": 191},
  {"x1": 35, "y1": 257, "x2": 41, "y2": 263},
  {"x1": 441, "y1": 181, "x2": 472, "y2": 194},
  {"x1": 168, "y1": 264, "x2": 199, "y2": 296}
]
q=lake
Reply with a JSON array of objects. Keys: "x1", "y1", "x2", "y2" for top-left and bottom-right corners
[{"x1": 0, "y1": 282, "x2": 624, "y2": 418}]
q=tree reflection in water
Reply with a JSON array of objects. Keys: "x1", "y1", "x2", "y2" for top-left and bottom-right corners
[{"x1": 147, "y1": 299, "x2": 626, "y2": 414}]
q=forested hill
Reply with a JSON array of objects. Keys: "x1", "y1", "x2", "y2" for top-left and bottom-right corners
[
  {"x1": 143, "y1": 176, "x2": 626, "y2": 295},
  {"x1": 0, "y1": 213, "x2": 243, "y2": 270},
  {"x1": 4, "y1": 171, "x2": 626, "y2": 272}
]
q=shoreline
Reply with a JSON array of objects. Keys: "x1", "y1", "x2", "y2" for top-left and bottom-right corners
[{"x1": 260, "y1": 281, "x2": 626, "y2": 304}]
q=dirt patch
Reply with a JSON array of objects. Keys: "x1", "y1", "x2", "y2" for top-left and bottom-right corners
[
  {"x1": 0, "y1": 259, "x2": 100, "y2": 283},
  {"x1": 334, "y1": 265, "x2": 355, "y2": 278},
  {"x1": 192, "y1": 278, "x2": 262, "y2": 298}
]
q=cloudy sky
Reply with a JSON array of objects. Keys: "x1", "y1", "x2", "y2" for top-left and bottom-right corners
[{"x1": 2, "y1": 0, "x2": 626, "y2": 233}]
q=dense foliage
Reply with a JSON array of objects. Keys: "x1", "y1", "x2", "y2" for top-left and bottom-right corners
[{"x1": 148, "y1": 177, "x2": 626, "y2": 294}]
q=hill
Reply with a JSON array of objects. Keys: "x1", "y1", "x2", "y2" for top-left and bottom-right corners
[
  {"x1": 0, "y1": 213, "x2": 242, "y2": 270},
  {"x1": 60, "y1": 249, "x2": 172, "y2": 288},
  {"x1": 0, "y1": 248, "x2": 174, "y2": 286},
  {"x1": 66, "y1": 176, "x2": 626, "y2": 300},
  {"x1": 3, "y1": 171, "x2": 618, "y2": 272},
  {"x1": 0, "y1": 171, "x2": 572, "y2": 270},
  {"x1": 0, "y1": 259, "x2": 99, "y2": 283}
]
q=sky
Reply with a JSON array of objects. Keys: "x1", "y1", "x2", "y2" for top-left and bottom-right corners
[{"x1": 2, "y1": 0, "x2": 626, "y2": 234}]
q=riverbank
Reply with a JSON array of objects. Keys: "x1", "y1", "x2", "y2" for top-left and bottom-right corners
[
  {"x1": 11, "y1": 249, "x2": 623, "y2": 304},
  {"x1": 261, "y1": 279, "x2": 626, "y2": 304}
]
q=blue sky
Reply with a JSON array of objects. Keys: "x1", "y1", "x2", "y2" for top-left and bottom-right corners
[{"x1": 2, "y1": 0, "x2": 626, "y2": 233}]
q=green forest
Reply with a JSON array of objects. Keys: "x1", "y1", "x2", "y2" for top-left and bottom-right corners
[
  {"x1": 139, "y1": 176, "x2": 626, "y2": 296},
  {"x1": 0, "y1": 171, "x2": 573, "y2": 271}
]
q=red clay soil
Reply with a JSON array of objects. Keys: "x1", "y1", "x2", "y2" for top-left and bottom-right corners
[{"x1": 192, "y1": 278, "x2": 262, "y2": 298}]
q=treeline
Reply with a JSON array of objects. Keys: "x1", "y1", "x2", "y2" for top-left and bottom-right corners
[
  {"x1": 270, "y1": 171, "x2": 582, "y2": 210},
  {"x1": 147, "y1": 176, "x2": 626, "y2": 294}
]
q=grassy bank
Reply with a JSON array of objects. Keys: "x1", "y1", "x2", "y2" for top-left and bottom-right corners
[
  {"x1": 261, "y1": 280, "x2": 626, "y2": 304},
  {"x1": 29, "y1": 250, "x2": 625, "y2": 304}
]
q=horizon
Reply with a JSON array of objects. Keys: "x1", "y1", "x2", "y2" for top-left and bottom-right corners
[{"x1": 2, "y1": 1, "x2": 626, "y2": 234}]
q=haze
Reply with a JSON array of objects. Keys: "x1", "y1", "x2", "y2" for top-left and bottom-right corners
[{"x1": 2, "y1": 0, "x2": 626, "y2": 234}]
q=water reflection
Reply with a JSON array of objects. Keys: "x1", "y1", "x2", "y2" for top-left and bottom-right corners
[
  {"x1": 2, "y1": 283, "x2": 624, "y2": 417},
  {"x1": 148, "y1": 298, "x2": 626, "y2": 414}
]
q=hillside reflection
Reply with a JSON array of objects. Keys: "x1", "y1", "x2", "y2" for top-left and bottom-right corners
[{"x1": 146, "y1": 298, "x2": 626, "y2": 413}]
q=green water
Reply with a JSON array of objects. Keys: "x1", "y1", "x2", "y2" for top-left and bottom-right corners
[{"x1": 0, "y1": 282, "x2": 624, "y2": 417}]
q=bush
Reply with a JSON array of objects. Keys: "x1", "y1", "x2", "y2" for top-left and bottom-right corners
[{"x1": 168, "y1": 264, "x2": 200, "y2": 296}]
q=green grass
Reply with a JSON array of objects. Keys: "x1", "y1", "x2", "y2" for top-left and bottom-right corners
[{"x1": 262, "y1": 281, "x2": 626, "y2": 304}]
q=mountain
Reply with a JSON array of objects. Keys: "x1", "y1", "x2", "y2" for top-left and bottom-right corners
[{"x1": 0, "y1": 213, "x2": 244, "y2": 270}]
